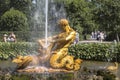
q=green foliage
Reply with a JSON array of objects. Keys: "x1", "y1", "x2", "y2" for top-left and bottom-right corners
[
  {"x1": 0, "y1": 42, "x2": 120, "y2": 62},
  {"x1": 93, "y1": 0, "x2": 120, "y2": 30},
  {"x1": 0, "y1": 0, "x2": 10, "y2": 16},
  {"x1": 64, "y1": 0, "x2": 95, "y2": 34},
  {"x1": 0, "y1": 8, "x2": 29, "y2": 31},
  {"x1": 0, "y1": 0, "x2": 33, "y2": 31},
  {"x1": 92, "y1": 0, "x2": 120, "y2": 40},
  {"x1": 10, "y1": 0, "x2": 32, "y2": 15},
  {"x1": 0, "y1": 42, "x2": 39, "y2": 60},
  {"x1": 69, "y1": 43, "x2": 120, "y2": 62},
  {"x1": 64, "y1": 0, "x2": 120, "y2": 41},
  {"x1": 105, "y1": 31, "x2": 120, "y2": 41},
  {"x1": 0, "y1": 0, "x2": 32, "y2": 17}
]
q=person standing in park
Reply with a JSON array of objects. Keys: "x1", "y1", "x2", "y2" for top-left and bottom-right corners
[
  {"x1": 74, "y1": 30, "x2": 79, "y2": 44},
  {"x1": 3, "y1": 34, "x2": 8, "y2": 42},
  {"x1": 100, "y1": 31, "x2": 104, "y2": 42}
]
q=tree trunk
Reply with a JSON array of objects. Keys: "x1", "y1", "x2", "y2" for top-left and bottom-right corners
[{"x1": 116, "y1": 33, "x2": 119, "y2": 42}]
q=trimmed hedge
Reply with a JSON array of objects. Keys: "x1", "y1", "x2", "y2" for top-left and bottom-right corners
[
  {"x1": 0, "y1": 42, "x2": 39, "y2": 60},
  {"x1": 69, "y1": 42, "x2": 120, "y2": 62},
  {"x1": 0, "y1": 42, "x2": 120, "y2": 62}
]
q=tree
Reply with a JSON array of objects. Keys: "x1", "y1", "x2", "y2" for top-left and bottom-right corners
[
  {"x1": 10, "y1": 0, "x2": 32, "y2": 15},
  {"x1": 0, "y1": 8, "x2": 29, "y2": 31},
  {"x1": 9, "y1": 0, "x2": 34, "y2": 29},
  {"x1": 64, "y1": 0, "x2": 96, "y2": 34},
  {"x1": 0, "y1": 0, "x2": 10, "y2": 17},
  {"x1": 92, "y1": 0, "x2": 120, "y2": 41}
]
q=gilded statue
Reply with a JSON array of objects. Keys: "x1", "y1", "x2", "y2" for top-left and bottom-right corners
[{"x1": 12, "y1": 19, "x2": 83, "y2": 71}]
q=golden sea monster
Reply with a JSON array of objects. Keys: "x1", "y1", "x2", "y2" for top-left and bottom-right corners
[{"x1": 12, "y1": 19, "x2": 83, "y2": 71}]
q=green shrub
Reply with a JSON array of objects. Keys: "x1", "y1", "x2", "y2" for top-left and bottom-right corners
[
  {"x1": 69, "y1": 42, "x2": 120, "y2": 62},
  {"x1": 0, "y1": 42, "x2": 39, "y2": 60},
  {"x1": 0, "y1": 42, "x2": 120, "y2": 62},
  {"x1": 0, "y1": 8, "x2": 29, "y2": 31}
]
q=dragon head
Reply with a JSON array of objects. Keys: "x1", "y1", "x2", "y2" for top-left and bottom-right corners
[{"x1": 12, "y1": 55, "x2": 24, "y2": 63}]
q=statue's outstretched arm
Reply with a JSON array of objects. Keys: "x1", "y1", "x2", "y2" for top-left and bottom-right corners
[
  {"x1": 50, "y1": 31, "x2": 76, "y2": 43},
  {"x1": 66, "y1": 31, "x2": 76, "y2": 41}
]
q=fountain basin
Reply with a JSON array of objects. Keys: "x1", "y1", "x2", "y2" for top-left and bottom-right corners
[{"x1": 0, "y1": 60, "x2": 119, "y2": 80}]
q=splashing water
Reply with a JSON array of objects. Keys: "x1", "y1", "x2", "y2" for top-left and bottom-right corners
[{"x1": 32, "y1": 0, "x2": 66, "y2": 42}]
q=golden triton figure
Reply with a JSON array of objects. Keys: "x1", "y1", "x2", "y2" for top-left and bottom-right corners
[{"x1": 12, "y1": 19, "x2": 83, "y2": 71}]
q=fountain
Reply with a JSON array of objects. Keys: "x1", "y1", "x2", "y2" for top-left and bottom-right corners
[
  {"x1": 0, "y1": 0, "x2": 119, "y2": 80},
  {"x1": 12, "y1": 18, "x2": 83, "y2": 73},
  {"x1": 12, "y1": 0, "x2": 83, "y2": 73}
]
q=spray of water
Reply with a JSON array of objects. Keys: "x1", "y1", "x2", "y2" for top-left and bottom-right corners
[
  {"x1": 31, "y1": 0, "x2": 67, "y2": 45},
  {"x1": 45, "y1": 0, "x2": 48, "y2": 47},
  {"x1": 32, "y1": 0, "x2": 66, "y2": 49}
]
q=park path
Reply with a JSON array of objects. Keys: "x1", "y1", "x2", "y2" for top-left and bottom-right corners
[{"x1": 78, "y1": 40, "x2": 112, "y2": 43}]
